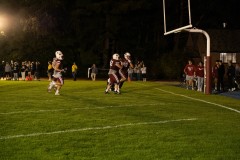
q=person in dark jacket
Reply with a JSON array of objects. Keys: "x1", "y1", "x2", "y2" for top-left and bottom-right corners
[
  {"x1": 227, "y1": 61, "x2": 235, "y2": 91},
  {"x1": 217, "y1": 60, "x2": 225, "y2": 92},
  {"x1": 0, "y1": 61, "x2": 5, "y2": 80}
]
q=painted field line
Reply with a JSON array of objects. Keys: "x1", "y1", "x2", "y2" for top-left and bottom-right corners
[
  {"x1": 136, "y1": 82, "x2": 240, "y2": 114},
  {"x1": 155, "y1": 88, "x2": 240, "y2": 114},
  {"x1": 0, "y1": 118, "x2": 197, "y2": 140},
  {"x1": 0, "y1": 103, "x2": 163, "y2": 115}
]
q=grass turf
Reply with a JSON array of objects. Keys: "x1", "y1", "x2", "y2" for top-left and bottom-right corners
[{"x1": 0, "y1": 80, "x2": 239, "y2": 160}]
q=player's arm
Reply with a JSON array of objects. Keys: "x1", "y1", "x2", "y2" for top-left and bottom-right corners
[
  {"x1": 116, "y1": 63, "x2": 122, "y2": 69},
  {"x1": 184, "y1": 65, "x2": 188, "y2": 75},
  {"x1": 193, "y1": 66, "x2": 197, "y2": 77},
  {"x1": 129, "y1": 60, "x2": 134, "y2": 69},
  {"x1": 125, "y1": 57, "x2": 134, "y2": 69},
  {"x1": 54, "y1": 63, "x2": 64, "y2": 72}
]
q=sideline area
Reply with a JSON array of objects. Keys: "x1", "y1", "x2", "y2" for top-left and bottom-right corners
[
  {"x1": 176, "y1": 81, "x2": 240, "y2": 100},
  {"x1": 219, "y1": 90, "x2": 240, "y2": 100}
]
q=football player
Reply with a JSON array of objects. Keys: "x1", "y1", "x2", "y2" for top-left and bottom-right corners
[
  {"x1": 48, "y1": 51, "x2": 65, "y2": 95},
  {"x1": 105, "y1": 53, "x2": 122, "y2": 94},
  {"x1": 119, "y1": 52, "x2": 134, "y2": 89}
]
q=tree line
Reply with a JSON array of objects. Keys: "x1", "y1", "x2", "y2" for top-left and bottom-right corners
[{"x1": 1, "y1": 0, "x2": 221, "y2": 79}]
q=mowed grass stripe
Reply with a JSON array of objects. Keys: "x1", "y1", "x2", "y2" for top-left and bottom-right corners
[
  {"x1": 0, "y1": 118, "x2": 197, "y2": 140},
  {"x1": 0, "y1": 80, "x2": 240, "y2": 159},
  {"x1": 0, "y1": 103, "x2": 163, "y2": 115}
]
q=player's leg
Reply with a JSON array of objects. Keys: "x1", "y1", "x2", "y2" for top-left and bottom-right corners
[
  {"x1": 113, "y1": 74, "x2": 120, "y2": 94},
  {"x1": 105, "y1": 77, "x2": 112, "y2": 94},
  {"x1": 119, "y1": 81, "x2": 124, "y2": 89},
  {"x1": 189, "y1": 77, "x2": 194, "y2": 90},
  {"x1": 119, "y1": 70, "x2": 126, "y2": 82},
  {"x1": 48, "y1": 78, "x2": 57, "y2": 92},
  {"x1": 185, "y1": 75, "x2": 189, "y2": 89},
  {"x1": 114, "y1": 83, "x2": 120, "y2": 94},
  {"x1": 55, "y1": 77, "x2": 63, "y2": 95}
]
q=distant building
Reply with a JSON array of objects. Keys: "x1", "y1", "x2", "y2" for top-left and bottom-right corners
[{"x1": 185, "y1": 29, "x2": 240, "y2": 66}]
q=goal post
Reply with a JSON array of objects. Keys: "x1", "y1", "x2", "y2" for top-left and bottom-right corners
[
  {"x1": 183, "y1": 28, "x2": 211, "y2": 94},
  {"x1": 162, "y1": 0, "x2": 212, "y2": 94},
  {"x1": 163, "y1": 0, "x2": 192, "y2": 35}
]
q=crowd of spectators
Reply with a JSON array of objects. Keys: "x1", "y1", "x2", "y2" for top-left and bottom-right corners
[
  {"x1": 127, "y1": 60, "x2": 147, "y2": 81},
  {"x1": 183, "y1": 59, "x2": 240, "y2": 93},
  {"x1": 212, "y1": 60, "x2": 240, "y2": 92},
  {"x1": 0, "y1": 60, "x2": 41, "y2": 81}
]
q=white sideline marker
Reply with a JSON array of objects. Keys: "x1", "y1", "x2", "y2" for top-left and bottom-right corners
[
  {"x1": 136, "y1": 82, "x2": 240, "y2": 114},
  {"x1": 154, "y1": 88, "x2": 240, "y2": 114},
  {"x1": 0, "y1": 118, "x2": 196, "y2": 140}
]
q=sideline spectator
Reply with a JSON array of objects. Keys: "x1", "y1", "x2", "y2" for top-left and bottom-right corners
[
  {"x1": 72, "y1": 62, "x2": 78, "y2": 81},
  {"x1": 128, "y1": 67, "x2": 134, "y2": 81},
  {"x1": 133, "y1": 65, "x2": 138, "y2": 80},
  {"x1": 34, "y1": 61, "x2": 41, "y2": 80},
  {"x1": 0, "y1": 61, "x2": 4, "y2": 80},
  {"x1": 196, "y1": 61, "x2": 204, "y2": 92},
  {"x1": 21, "y1": 62, "x2": 27, "y2": 81},
  {"x1": 235, "y1": 63, "x2": 240, "y2": 77},
  {"x1": 134, "y1": 65, "x2": 141, "y2": 81},
  {"x1": 141, "y1": 64, "x2": 147, "y2": 82},
  {"x1": 136, "y1": 60, "x2": 143, "y2": 81},
  {"x1": 227, "y1": 61, "x2": 235, "y2": 91},
  {"x1": 212, "y1": 60, "x2": 219, "y2": 91},
  {"x1": 90, "y1": 64, "x2": 98, "y2": 81},
  {"x1": 5, "y1": 62, "x2": 11, "y2": 80},
  {"x1": 217, "y1": 60, "x2": 225, "y2": 92},
  {"x1": 235, "y1": 63, "x2": 240, "y2": 89},
  {"x1": 31, "y1": 61, "x2": 36, "y2": 80},
  {"x1": 47, "y1": 61, "x2": 53, "y2": 81},
  {"x1": 10, "y1": 60, "x2": 14, "y2": 79},
  {"x1": 13, "y1": 62, "x2": 19, "y2": 81},
  {"x1": 26, "y1": 61, "x2": 32, "y2": 78},
  {"x1": 184, "y1": 60, "x2": 196, "y2": 90}
]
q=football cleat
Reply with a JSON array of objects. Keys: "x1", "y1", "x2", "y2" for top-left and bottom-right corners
[
  {"x1": 47, "y1": 87, "x2": 51, "y2": 92},
  {"x1": 114, "y1": 91, "x2": 121, "y2": 94}
]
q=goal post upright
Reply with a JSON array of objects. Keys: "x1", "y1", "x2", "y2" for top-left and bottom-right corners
[
  {"x1": 183, "y1": 28, "x2": 211, "y2": 94},
  {"x1": 162, "y1": 0, "x2": 212, "y2": 94}
]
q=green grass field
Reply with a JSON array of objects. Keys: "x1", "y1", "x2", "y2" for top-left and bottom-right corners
[{"x1": 0, "y1": 80, "x2": 240, "y2": 160}]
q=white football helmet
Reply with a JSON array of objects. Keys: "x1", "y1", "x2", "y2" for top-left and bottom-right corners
[
  {"x1": 112, "y1": 53, "x2": 119, "y2": 60},
  {"x1": 55, "y1": 51, "x2": 64, "y2": 60},
  {"x1": 124, "y1": 52, "x2": 131, "y2": 60}
]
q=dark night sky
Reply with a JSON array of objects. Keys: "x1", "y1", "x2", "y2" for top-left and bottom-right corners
[
  {"x1": 0, "y1": 0, "x2": 239, "y2": 33},
  {"x1": 0, "y1": 0, "x2": 239, "y2": 78},
  {"x1": 164, "y1": 0, "x2": 240, "y2": 32},
  {"x1": 191, "y1": 0, "x2": 240, "y2": 29}
]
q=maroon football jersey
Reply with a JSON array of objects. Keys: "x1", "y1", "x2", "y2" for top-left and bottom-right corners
[
  {"x1": 110, "y1": 59, "x2": 121, "y2": 71},
  {"x1": 121, "y1": 58, "x2": 130, "y2": 72}
]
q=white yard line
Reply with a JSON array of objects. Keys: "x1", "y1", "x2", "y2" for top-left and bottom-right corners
[
  {"x1": 136, "y1": 82, "x2": 240, "y2": 114},
  {"x1": 0, "y1": 118, "x2": 197, "y2": 140}
]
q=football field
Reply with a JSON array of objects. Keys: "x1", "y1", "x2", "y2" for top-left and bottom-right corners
[{"x1": 0, "y1": 80, "x2": 240, "y2": 159}]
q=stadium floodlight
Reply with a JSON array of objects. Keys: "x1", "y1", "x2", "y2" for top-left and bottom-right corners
[{"x1": 0, "y1": 15, "x2": 7, "y2": 30}]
